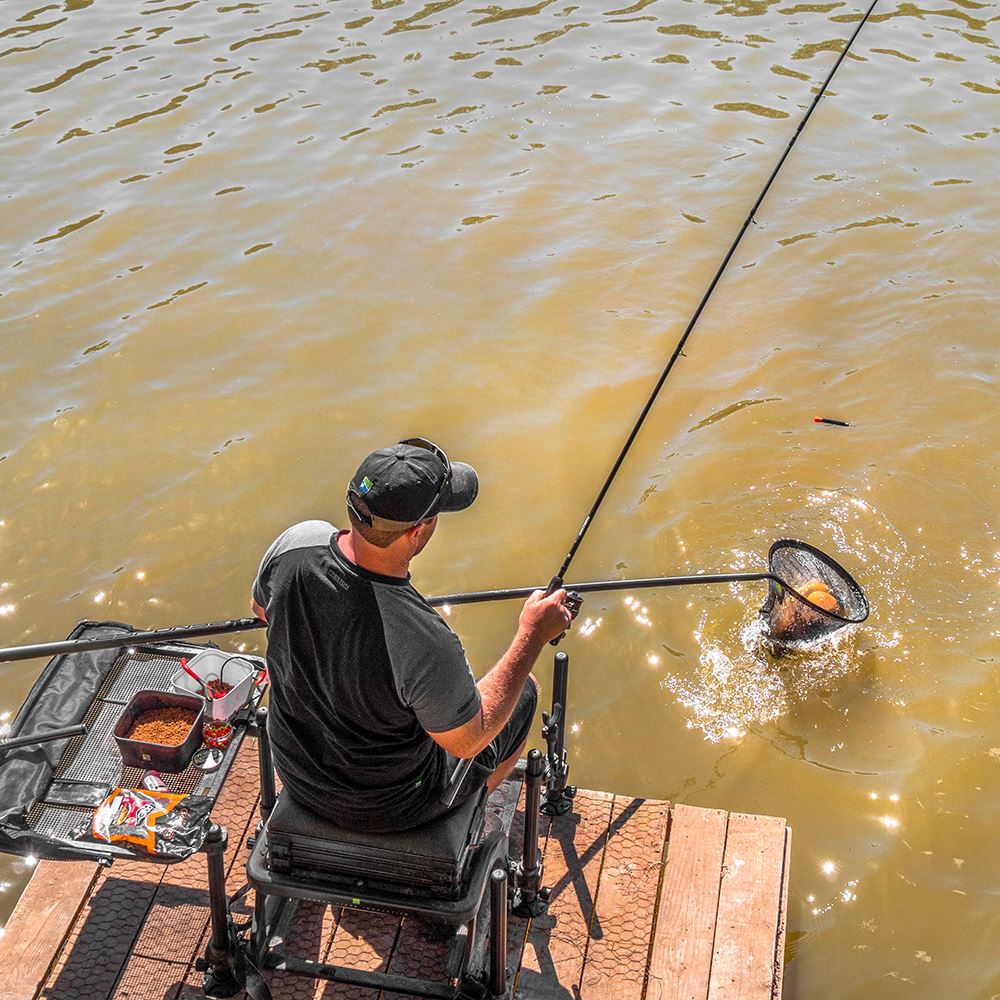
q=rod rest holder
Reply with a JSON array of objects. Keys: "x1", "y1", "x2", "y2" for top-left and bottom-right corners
[
  {"x1": 540, "y1": 708, "x2": 575, "y2": 817},
  {"x1": 541, "y1": 651, "x2": 575, "y2": 817}
]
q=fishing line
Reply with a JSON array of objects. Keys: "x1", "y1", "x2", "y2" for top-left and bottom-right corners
[{"x1": 547, "y1": 0, "x2": 880, "y2": 593}]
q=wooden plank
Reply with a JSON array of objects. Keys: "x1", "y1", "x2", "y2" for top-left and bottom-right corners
[
  {"x1": 707, "y1": 813, "x2": 787, "y2": 1000},
  {"x1": 3, "y1": 777, "x2": 794, "y2": 1000},
  {"x1": 234, "y1": 901, "x2": 340, "y2": 1000},
  {"x1": 771, "y1": 826, "x2": 791, "y2": 1000},
  {"x1": 578, "y1": 797, "x2": 669, "y2": 1000},
  {"x1": 104, "y1": 739, "x2": 259, "y2": 998},
  {"x1": 646, "y1": 803, "x2": 729, "y2": 1000},
  {"x1": 380, "y1": 916, "x2": 453, "y2": 998},
  {"x1": 111, "y1": 955, "x2": 187, "y2": 1000},
  {"x1": 517, "y1": 789, "x2": 614, "y2": 999},
  {"x1": 129, "y1": 741, "x2": 262, "y2": 968},
  {"x1": 0, "y1": 859, "x2": 99, "y2": 1000}
]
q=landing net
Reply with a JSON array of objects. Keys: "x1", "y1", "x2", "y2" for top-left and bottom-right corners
[{"x1": 760, "y1": 539, "x2": 869, "y2": 644}]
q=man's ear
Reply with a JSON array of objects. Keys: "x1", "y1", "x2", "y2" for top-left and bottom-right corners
[
  {"x1": 407, "y1": 517, "x2": 437, "y2": 552},
  {"x1": 403, "y1": 522, "x2": 426, "y2": 547}
]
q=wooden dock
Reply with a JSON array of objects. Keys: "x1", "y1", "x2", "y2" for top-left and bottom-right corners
[{"x1": 0, "y1": 740, "x2": 790, "y2": 1000}]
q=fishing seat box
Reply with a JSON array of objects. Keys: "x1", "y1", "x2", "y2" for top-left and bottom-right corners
[{"x1": 262, "y1": 785, "x2": 487, "y2": 902}]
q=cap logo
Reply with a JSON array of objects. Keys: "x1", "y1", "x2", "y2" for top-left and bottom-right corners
[{"x1": 359, "y1": 476, "x2": 373, "y2": 495}]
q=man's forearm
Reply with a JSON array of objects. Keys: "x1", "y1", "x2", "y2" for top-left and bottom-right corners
[
  {"x1": 427, "y1": 588, "x2": 569, "y2": 760},
  {"x1": 469, "y1": 627, "x2": 545, "y2": 753}
]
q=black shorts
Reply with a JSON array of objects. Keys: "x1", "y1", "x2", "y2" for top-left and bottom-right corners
[{"x1": 455, "y1": 676, "x2": 538, "y2": 790}]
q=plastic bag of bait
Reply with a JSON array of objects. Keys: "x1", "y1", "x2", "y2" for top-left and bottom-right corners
[{"x1": 90, "y1": 787, "x2": 211, "y2": 859}]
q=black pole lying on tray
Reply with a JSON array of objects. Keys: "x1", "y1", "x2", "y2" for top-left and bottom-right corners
[
  {"x1": 0, "y1": 723, "x2": 87, "y2": 756},
  {"x1": 0, "y1": 618, "x2": 267, "y2": 664}
]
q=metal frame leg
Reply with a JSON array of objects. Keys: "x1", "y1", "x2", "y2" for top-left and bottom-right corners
[
  {"x1": 200, "y1": 823, "x2": 242, "y2": 998},
  {"x1": 250, "y1": 884, "x2": 268, "y2": 964},
  {"x1": 488, "y1": 868, "x2": 508, "y2": 997},
  {"x1": 512, "y1": 750, "x2": 549, "y2": 918}
]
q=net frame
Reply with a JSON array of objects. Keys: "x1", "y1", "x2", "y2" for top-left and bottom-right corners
[{"x1": 760, "y1": 539, "x2": 869, "y2": 643}]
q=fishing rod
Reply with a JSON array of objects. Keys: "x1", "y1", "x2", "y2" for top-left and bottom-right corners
[
  {"x1": 0, "y1": 556, "x2": 869, "y2": 664},
  {"x1": 546, "y1": 0, "x2": 880, "y2": 597},
  {"x1": 444, "y1": 1, "x2": 880, "y2": 804}
]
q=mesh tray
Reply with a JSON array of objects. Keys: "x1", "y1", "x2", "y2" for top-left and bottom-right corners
[
  {"x1": 20, "y1": 642, "x2": 263, "y2": 857},
  {"x1": 55, "y1": 702, "x2": 126, "y2": 784},
  {"x1": 98, "y1": 649, "x2": 186, "y2": 705}
]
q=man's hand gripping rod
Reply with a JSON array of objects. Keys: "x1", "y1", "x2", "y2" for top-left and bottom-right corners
[{"x1": 545, "y1": 576, "x2": 583, "y2": 646}]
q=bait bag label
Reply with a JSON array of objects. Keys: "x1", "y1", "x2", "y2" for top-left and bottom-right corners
[{"x1": 90, "y1": 787, "x2": 211, "y2": 859}]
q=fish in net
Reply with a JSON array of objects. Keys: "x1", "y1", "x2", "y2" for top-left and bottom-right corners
[{"x1": 760, "y1": 539, "x2": 869, "y2": 645}]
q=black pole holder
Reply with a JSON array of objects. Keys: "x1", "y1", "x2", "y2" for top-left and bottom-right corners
[
  {"x1": 541, "y1": 651, "x2": 576, "y2": 817},
  {"x1": 511, "y1": 749, "x2": 549, "y2": 918},
  {"x1": 245, "y1": 707, "x2": 275, "y2": 869}
]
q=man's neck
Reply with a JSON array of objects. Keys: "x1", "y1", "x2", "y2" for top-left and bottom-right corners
[{"x1": 337, "y1": 528, "x2": 410, "y2": 579}]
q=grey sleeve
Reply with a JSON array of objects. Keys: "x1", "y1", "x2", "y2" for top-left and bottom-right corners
[
  {"x1": 376, "y1": 588, "x2": 482, "y2": 734},
  {"x1": 252, "y1": 520, "x2": 337, "y2": 607}
]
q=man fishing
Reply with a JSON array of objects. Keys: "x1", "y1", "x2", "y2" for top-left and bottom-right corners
[{"x1": 251, "y1": 437, "x2": 573, "y2": 833}]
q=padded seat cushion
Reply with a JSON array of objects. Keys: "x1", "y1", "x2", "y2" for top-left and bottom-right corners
[{"x1": 266, "y1": 787, "x2": 487, "y2": 899}]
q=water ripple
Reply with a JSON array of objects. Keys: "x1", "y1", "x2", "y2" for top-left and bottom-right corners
[
  {"x1": 713, "y1": 101, "x2": 792, "y2": 118},
  {"x1": 34, "y1": 211, "x2": 105, "y2": 245}
]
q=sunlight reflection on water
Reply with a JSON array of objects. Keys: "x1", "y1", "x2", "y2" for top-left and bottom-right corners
[{"x1": 661, "y1": 489, "x2": 913, "y2": 741}]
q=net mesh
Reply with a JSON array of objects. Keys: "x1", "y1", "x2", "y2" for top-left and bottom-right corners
[{"x1": 760, "y1": 539, "x2": 869, "y2": 644}]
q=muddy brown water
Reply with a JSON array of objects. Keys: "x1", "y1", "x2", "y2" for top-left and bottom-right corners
[{"x1": 1, "y1": 1, "x2": 998, "y2": 996}]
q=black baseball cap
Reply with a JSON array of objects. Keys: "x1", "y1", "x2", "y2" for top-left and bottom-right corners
[{"x1": 347, "y1": 438, "x2": 479, "y2": 532}]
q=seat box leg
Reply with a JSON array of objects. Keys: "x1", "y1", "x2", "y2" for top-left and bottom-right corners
[{"x1": 250, "y1": 888, "x2": 268, "y2": 964}]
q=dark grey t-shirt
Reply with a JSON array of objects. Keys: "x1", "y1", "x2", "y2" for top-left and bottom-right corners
[{"x1": 252, "y1": 521, "x2": 481, "y2": 831}]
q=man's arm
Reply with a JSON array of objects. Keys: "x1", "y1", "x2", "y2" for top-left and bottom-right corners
[
  {"x1": 426, "y1": 589, "x2": 571, "y2": 759},
  {"x1": 251, "y1": 599, "x2": 267, "y2": 623}
]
